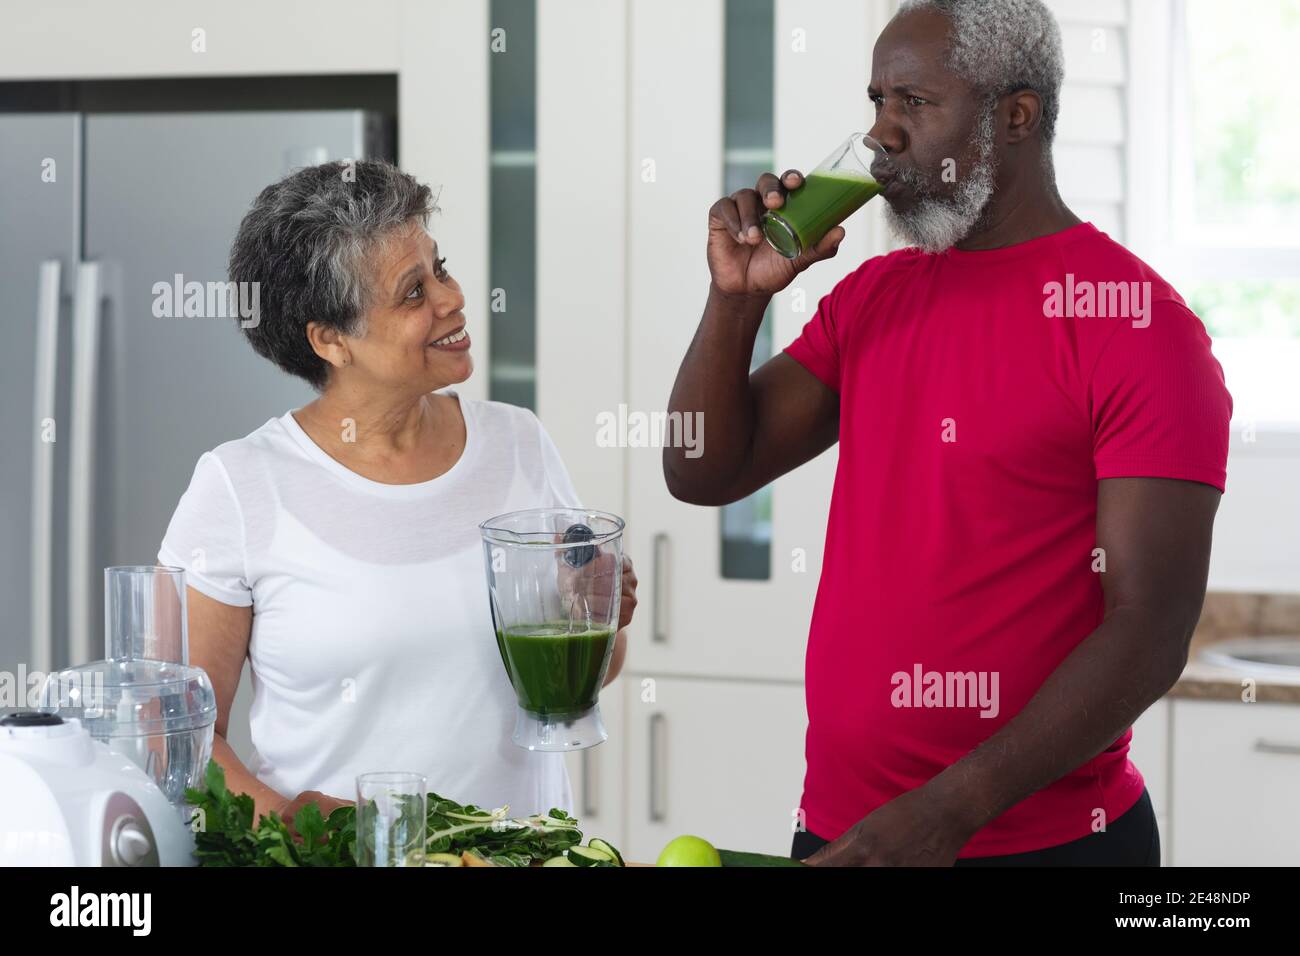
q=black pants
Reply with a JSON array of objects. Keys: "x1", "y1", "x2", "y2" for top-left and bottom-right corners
[{"x1": 791, "y1": 788, "x2": 1160, "y2": 866}]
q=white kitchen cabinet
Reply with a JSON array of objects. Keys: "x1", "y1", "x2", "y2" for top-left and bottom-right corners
[
  {"x1": 561, "y1": 674, "x2": 626, "y2": 840},
  {"x1": 536, "y1": 0, "x2": 631, "y2": 844},
  {"x1": 622, "y1": 675, "x2": 808, "y2": 865},
  {"x1": 1127, "y1": 698, "x2": 1169, "y2": 821},
  {"x1": 1125, "y1": 697, "x2": 1172, "y2": 864},
  {"x1": 1171, "y1": 698, "x2": 1300, "y2": 866}
]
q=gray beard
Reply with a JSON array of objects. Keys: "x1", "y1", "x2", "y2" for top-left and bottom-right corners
[{"x1": 883, "y1": 108, "x2": 999, "y2": 254}]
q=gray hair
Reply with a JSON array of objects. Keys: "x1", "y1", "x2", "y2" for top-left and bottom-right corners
[
  {"x1": 229, "y1": 159, "x2": 438, "y2": 390},
  {"x1": 898, "y1": 0, "x2": 1065, "y2": 146}
]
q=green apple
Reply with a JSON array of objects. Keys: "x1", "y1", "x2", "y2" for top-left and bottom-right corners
[{"x1": 656, "y1": 835, "x2": 723, "y2": 867}]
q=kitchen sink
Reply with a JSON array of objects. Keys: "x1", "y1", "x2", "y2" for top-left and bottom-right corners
[{"x1": 1200, "y1": 636, "x2": 1300, "y2": 683}]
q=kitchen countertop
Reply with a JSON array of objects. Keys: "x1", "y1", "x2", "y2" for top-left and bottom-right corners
[
  {"x1": 1170, "y1": 658, "x2": 1300, "y2": 704},
  {"x1": 1169, "y1": 597, "x2": 1300, "y2": 702}
]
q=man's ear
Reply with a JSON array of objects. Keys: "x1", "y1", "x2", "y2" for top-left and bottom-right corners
[{"x1": 1005, "y1": 88, "x2": 1044, "y2": 145}]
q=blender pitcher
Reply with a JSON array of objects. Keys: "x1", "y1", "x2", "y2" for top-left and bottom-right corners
[{"x1": 479, "y1": 508, "x2": 624, "y2": 751}]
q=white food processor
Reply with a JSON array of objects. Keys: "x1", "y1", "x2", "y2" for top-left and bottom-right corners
[{"x1": 0, "y1": 566, "x2": 216, "y2": 866}]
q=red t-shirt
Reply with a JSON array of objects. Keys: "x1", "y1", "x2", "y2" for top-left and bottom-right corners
[{"x1": 783, "y1": 222, "x2": 1232, "y2": 857}]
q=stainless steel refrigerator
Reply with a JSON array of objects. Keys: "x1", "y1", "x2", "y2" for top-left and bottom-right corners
[{"x1": 1, "y1": 109, "x2": 384, "y2": 686}]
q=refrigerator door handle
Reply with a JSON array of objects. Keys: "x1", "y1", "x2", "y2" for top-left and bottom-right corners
[
  {"x1": 30, "y1": 260, "x2": 62, "y2": 675},
  {"x1": 68, "y1": 261, "x2": 102, "y2": 666}
]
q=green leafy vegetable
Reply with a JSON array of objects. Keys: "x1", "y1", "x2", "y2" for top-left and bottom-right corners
[
  {"x1": 185, "y1": 760, "x2": 588, "y2": 867},
  {"x1": 184, "y1": 761, "x2": 356, "y2": 867},
  {"x1": 421, "y1": 798, "x2": 583, "y2": 866}
]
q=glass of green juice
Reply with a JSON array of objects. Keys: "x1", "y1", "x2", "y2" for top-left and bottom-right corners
[
  {"x1": 762, "y1": 132, "x2": 888, "y2": 259},
  {"x1": 479, "y1": 508, "x2": 625, "y2": 751}
]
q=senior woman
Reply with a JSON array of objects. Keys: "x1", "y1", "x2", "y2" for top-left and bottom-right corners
[{"x1": 158, "y1": 160, "x2": 637, "y2": 826}]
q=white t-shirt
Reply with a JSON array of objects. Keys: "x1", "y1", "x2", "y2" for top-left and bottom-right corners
[{"x1": 158, "y1": 389, "x2": 577, "y2": 815}]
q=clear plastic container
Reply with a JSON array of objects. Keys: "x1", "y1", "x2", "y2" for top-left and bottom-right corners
[{"x1": 104, "y1": 565, "x2": 188, "y2": 663}]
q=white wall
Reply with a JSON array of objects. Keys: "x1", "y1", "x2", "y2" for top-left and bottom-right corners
[{"x1": 1208, "y1": 439, "x2": 1300, "y2": 593}]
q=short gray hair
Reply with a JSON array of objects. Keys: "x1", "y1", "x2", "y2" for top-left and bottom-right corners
[
  {"x1": 229, "y1": 159, "x2": 437, "y2": 390},
  {"x1": 898, "y1": 0, "x2": 1065, "y2": 146}
]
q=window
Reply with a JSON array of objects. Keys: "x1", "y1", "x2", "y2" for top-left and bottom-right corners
[
  {"x1": 720, "y1": 0, "x2": 776, "y2": 580},
  {"x1": 489, "y1": 0, "x2": 537, "y2": 410},
  {"x1": 1165, "y1": 0, "x2": 1300, "y2": 427}
]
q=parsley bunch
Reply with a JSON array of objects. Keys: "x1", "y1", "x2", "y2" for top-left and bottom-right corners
[{"x1": 185, "y1": 761, "x2": 356, "y2": 866}]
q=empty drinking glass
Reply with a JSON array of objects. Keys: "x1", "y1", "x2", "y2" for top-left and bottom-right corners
[{"x1": 356, "y1": 772, "x2": 427, "y2": 867}]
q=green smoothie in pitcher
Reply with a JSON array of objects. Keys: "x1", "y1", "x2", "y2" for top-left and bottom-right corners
[
  {"x1": 496, "y1": 624, "x2": 616, "y2": 716},
  {"x1": 762, "y1": 168, "x2": 883, "y2": 259}
]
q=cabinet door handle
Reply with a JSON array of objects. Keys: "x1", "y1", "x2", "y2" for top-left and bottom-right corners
[
  {"x1": 652, "y1": 532, "x2": 669, "y2": 644},
  {"x1": 1254, "y1": 739, "x2": 1300, "y2": 757},
  {"x1": 649, "y1": 712, "x2": 666, "y2": 822},
  {"x1": 580, "y1": 749, "x2": 597, "y2": 817}
]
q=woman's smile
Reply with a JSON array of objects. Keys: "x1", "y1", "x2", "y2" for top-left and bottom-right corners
[{"x1": 429, "y1": 326, "x2": 471, "y2": 351}]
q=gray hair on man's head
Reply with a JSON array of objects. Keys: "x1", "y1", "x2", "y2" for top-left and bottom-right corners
[
  {"x1": 229, "y1": 159, "x2": 438, "y2": 390},
  {"x1": 897, "y1": 0, "x2": 1065, "y2": 146}
]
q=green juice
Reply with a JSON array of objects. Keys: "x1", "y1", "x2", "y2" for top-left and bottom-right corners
[
  {"x1": 496, "y1": 624, "x2": 616, "y2": 717},
  {"x1": 763, "y1": 168, "x2": 883, "y2": 258}
]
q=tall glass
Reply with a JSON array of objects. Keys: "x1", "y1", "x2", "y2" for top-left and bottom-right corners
[
  {"x1": 480, "y1": 508, "x2": 624, "y2": 751},
  {"x1": 762, "y1": 133, "x2": 888, "y2": 259},
  {"x1": 356, "y1": 772, "x2": 427, "y2": 867}
]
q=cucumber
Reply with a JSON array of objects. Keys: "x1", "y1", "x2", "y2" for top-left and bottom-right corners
[
  {"x1": 424, "y1": 852, "x2": 465, "y2": 867},
  {"x1": 542, "y1": 855, "x2": 577, "y2": 867},
  {"x1": 567, "y1": 846, "x2": 612, "y2": 867},
  {"x1": 588, "y1": 839, "x2": 624, "y2": 866},
  {"x1": 717, "y1": 849, "x2": 807, "y2": 868}
]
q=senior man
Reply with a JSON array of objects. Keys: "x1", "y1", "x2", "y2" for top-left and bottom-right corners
[{"x1": 665, "y1": 0, "x2": 1231, "y2": 866}]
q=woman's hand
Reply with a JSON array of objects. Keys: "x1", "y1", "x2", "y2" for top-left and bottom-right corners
[
  {"x1": 617, "y1": 555, "x2": 638, "y2": 630},
  {"x1": 556, "y1": 548, "x2": 637, "y2": 630},
  {"x1": 275, "y1": 790, "x2": 354, "y2": 843}
]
